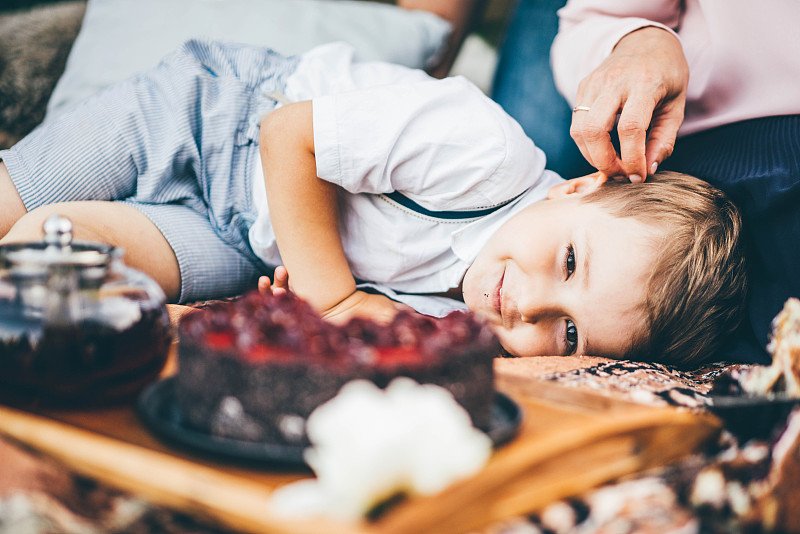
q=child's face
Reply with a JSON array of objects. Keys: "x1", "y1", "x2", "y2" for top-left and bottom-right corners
[{"x1": 462, "y1": 178, "x2": 658, "y2": 358}]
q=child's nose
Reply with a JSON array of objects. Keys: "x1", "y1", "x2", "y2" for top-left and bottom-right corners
[
  {"x1": 516, "y1": 283, "x2": 562, "y2": 324},
  {"x1": 519, "y1": 303, "x2": 560, "y2": 324}
]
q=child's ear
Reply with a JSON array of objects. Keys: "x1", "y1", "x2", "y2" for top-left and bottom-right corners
[{"x1": 547, "y1": 172, "x2": 608, "y2": 199}]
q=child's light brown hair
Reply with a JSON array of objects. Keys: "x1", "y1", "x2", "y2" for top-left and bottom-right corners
[{"x1": 581, "y1": 171, "x2": 747, "y2": 367}]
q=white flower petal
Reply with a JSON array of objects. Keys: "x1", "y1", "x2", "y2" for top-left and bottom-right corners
[{"x1": 269, "y1": 377, "x2": 492, "y2": 521}]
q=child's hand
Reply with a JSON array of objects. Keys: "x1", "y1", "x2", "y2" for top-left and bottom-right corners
[
  {"x1": 258, "y1": 265, "x2": 290, "y2": 296},
  {"x1": 321, "y1": 290, "x2": 412, "y2": 325}
]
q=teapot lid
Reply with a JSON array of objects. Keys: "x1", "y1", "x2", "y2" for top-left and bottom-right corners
[{"x1": 1, "y1": 215, "x2": 115, "y2": 273}]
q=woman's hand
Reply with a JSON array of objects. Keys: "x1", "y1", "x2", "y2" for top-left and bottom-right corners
[
  {"x1": 321, "y1": 290, "x2": 413, "y2": 325},
  {"x1": 569, "y1": 26, "x2": 689, "y2": 182}
]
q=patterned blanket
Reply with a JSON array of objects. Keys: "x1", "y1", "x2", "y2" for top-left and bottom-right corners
[{"x1": 502, "y1": 358, "x2": 800, "y2": 534}]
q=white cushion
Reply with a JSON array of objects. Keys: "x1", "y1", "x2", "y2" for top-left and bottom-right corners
[{"x1": 46, "y1": 0, "x2": 450, "y2": 118}]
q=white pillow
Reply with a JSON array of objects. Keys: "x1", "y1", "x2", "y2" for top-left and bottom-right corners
[{"x1": 46, "y1": 0, "x2": 451, "y2": 118}]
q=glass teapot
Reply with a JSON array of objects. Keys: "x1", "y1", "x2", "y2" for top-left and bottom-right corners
[{"x1": 0, "y1": 215, "x2": 172, "y2": 405}]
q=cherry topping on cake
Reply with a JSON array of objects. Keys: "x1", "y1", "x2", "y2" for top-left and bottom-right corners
[
  {"x1": 204, "y1": 331, "x2": 235, "y2": 351},
  {"x1": 180, "y1": 290, "x2": 498, "y2": 365},
  {"x1": 375, "y1": 346, "x2": 426, "y2": 368}
]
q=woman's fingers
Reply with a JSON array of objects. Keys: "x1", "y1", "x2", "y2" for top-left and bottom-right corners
[
  {"x1": 644, "y1": 96, "x2": 686, "y2": 175},
  {"x1": 570, "y1": 91, "x2": 627, "y2": 179},
  {"x1": 568, "y1": 27, "x2": 689, "y2": 182},
  {"x1": 615, "y1": 93, "x2": 657, "y2": 181}
]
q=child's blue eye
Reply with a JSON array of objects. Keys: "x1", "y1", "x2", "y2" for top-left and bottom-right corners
[
  {"x1": 565, "y1": 245, "x2": 576, "y2": 279},
  {"x1": 565, "y1": 319, "x2": 578, "y2": 354}
]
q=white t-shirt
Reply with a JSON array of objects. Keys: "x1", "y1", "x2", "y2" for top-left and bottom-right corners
[{"x1": 249, "y1": 43, "x2": 562, "y2": 315}]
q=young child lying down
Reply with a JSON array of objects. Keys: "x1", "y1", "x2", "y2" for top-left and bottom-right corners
[{"x1": 0, "y1": 39, "x2": 746, "y2": 365}]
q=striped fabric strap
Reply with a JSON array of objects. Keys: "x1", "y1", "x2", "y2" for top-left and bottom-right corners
[{"x1": 382, "y1": 190, "x2": 526, "y2": 220}]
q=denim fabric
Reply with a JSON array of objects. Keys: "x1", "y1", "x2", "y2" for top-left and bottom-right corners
[{"x1": 491, "y1": 0, "x2": 593, "y2": 179}]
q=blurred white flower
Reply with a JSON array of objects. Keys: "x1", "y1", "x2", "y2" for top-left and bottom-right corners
[{"x1": 270, "y1": 377, "x2": 492, "y2": 521}]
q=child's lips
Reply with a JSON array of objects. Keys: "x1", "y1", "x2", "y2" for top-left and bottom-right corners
[{"x1": 494, "y1": 267, "x2": 505, "y2": 318}]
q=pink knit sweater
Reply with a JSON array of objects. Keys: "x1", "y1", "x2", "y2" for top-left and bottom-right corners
[{"x1": 551, "y1": 0, "x2": 800, "y2": 136}]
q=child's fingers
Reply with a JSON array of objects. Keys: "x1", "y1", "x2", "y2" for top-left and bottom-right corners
[
  {"x1": 273, "y1": 266, "x2": 289, "y2": 290},
  {"x1": 258, "y1": 268, "x2": 290, "y2": 297},
  {"x1": 258, "y1": 275, "x2": 271, "y2": 293}
]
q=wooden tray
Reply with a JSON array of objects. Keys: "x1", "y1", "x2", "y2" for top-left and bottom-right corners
[{"x1": 0, "y1": 357, "x2": 720, "y2": 534}]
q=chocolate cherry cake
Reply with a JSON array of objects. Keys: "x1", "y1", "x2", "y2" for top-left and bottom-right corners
[{"x1": 175, "y1": 291, "x2": 499, "y2": 445}]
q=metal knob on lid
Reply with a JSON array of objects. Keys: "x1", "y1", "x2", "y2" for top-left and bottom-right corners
[{"x1": 43, "y1": 214, "x2": 74, "y2": 251}]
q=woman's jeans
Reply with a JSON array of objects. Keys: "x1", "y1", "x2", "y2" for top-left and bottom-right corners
[{"x1": 491, "y1": 0, "x2": 593, "y2": 180}]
